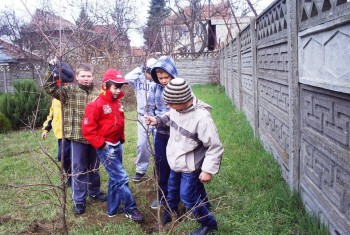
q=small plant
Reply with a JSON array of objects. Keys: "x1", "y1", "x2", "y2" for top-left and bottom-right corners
[{"x1": 0, "y1": 112, "x2": 11, "y2": 133}]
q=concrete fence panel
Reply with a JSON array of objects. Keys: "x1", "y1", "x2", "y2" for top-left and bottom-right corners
[{"x1": 219, "y1": 0, "x2": 350, "y2": 233}]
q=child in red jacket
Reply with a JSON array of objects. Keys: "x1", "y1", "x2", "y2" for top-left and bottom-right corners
[{"x1": 82, "y1": 69, "x2": 144, "y2": 222}]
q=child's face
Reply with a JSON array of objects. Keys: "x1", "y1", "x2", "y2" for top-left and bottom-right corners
[
  {"x1": 76, "y1": 70, "x2": 94, "y2": 86},
  {"x1": 156, "y1": 71, "x2": 172, "y2": 87},
  {"x1": 109, "y1": 84, "x2": 123, "y2": 99},
  {"x1": 166, "y1": 103, "x2": 188, "y2": 111}
]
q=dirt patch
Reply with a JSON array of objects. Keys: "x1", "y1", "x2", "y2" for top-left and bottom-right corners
[
  {"x1": 2, "y1": 176, "x2": 186, "y2": 234},
  {"x1": 0, "y1": 215, "x2": 13, "y2": 224},
  {"x1": 18, "y1": 219, "x2": 64, "y2": 234}
]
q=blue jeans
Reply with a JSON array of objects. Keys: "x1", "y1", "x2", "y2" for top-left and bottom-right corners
[
  {"x1": 167, "y1": 171, "x2": 217, "y2": 227},
  {"x1": 154, "y1": 132, "x2": 170, "y2": 202},
  {"x1": 97, "y1": 143, "x2": 137, "y2": 215}
]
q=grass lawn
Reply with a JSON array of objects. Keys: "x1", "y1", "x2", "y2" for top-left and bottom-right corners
[{"x1": 0, "y1": 84, "x2": 328, "y2": 234}]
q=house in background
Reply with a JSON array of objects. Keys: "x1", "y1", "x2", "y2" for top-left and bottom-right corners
[
  {"x1": 0, "y1": 39, "x2": 41, "y2": 93},
  {"x1": 1, "y1": 8, "x2": 132, "y2": 92},
  {"x1": 21, "y1": 9, "x2": 131, "y2": 62},
  {"x1": 20, "y1": 9, "x2": 77, "y2": 58},
  {"x1": 159, "y1": 2, "x2": 250, "y2": 54},
  {"x1": 89, "y1": 24, "x2": 130, "y2": 59}
]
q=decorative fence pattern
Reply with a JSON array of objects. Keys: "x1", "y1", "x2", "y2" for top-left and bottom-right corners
[
  {"x1": 219, "y1": 0, "x2": 350, "y2": 234},
  {"x1": 0, "y1": 62, "x2": 42, "y2": 93},
  {"x1": 0, "y1": 51, "x2": 220, "y2": 93}
]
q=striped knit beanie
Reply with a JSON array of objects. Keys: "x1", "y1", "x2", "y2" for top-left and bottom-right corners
[{"x1": 163, "y1": 78, "x2": 193, "y2": 104}]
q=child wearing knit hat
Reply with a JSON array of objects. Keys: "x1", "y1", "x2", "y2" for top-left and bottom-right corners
[{"x1": 145, "y1": 78, "x2": 224, "y2": 235}]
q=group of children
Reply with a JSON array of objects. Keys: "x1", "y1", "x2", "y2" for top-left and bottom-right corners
[{"x1": 42, "y1": 56, "x2": 224, "y2": 235}]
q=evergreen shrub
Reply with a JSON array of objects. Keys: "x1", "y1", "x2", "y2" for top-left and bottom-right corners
[
  {"x1": 0, "y1": 79, "x2": 50, "y2": 129},
  {"x1": 0, "y1": 112, "x2": 11, "y2": 133}
]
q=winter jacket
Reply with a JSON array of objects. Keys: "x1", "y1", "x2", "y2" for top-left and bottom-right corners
[
  {"x1": 82, "y1": 89, "x2": 125, "y2": 149},
  {"x1": 147, "y1": 56, "x2": 178, "y2": 135},
  {"x1": 125, "y1": 66, "x2": 153, "y2": 115},
  {"x1": 42, "y1": 98, "x2": 63, "y2": 139},
  {"x1": 155, "y1": 96, "x2": 224, "y2": 174},
  {"x1": 44, "y1": 80, "x2": 99, "y2": 144}
]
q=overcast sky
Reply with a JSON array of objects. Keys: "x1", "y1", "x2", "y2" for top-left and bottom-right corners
[{"x1": 0, "y1": 0, "x2": 274, "y2": 47}]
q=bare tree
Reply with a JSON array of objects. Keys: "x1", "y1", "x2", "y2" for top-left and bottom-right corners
[
  {"x1": 0, "y1": 0, "x2": 140, "y2": 234},
  {"x1": 146, "y1": 0, "x2": 261, "y2": 54},
  {"x1": 157, "y1": 0, "x2": 230, "y2": 54}
]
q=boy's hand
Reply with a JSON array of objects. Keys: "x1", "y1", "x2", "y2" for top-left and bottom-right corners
[
  {"x1": 41, "y1": 132, "x2": 48, "y2": 140},
  {"x1": 48, "y1": 57, "x2": 58, "y2": 65},
  {"x1": 199, "y1": 171, "x2": 212, "y2": 183},
  {"x1": 144, "y1": 115, "x2": 157, "y2": 125}
]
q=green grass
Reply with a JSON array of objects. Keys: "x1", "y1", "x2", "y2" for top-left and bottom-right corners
[{"x1": 0, "y1": 84, "x2": 328, "y2": 234}]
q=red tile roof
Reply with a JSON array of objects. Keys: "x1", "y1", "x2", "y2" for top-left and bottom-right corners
[{"x1": 0, "y1": 39, "x2": 39, "y2": 62}]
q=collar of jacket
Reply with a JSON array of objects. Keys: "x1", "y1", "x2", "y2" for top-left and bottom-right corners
[
  {"x1": 78, "y1": 83, "x2": 94, "y2": 93},
  {"x1": 100, "y1": 88, "x2": 125, "y2": 101}
]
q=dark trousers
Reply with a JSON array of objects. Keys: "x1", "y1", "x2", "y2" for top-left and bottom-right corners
[
  {"x1": 71, "y1": 141, "x2": 102, "y2": 205},
  {"x1": 167, "y1": 171, "x2": 217, "y2": 227},
  {"x1": 154, "y1": 132, "x2": 170, "y2": 202},
  {"x1": 57, "y1": 138, "x2": 71, "y2": 184}
]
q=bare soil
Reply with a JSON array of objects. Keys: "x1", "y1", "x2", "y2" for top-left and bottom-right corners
[{"x1": 3, "y1": 177, "x2": 182, "y2": 234}]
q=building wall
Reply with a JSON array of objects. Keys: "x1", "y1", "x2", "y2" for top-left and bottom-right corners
[
  {"x1": 219, "y1": 0, "x2": 350, "y2": 234},
  {"x1": 0, "y1": 62, "x2": 42, "y2": 93}
]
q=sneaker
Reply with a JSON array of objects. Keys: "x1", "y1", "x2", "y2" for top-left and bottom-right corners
[
  {"x1": 125, "y1": 208, "x2": 144, "y2": 222},
  {"x1": 90, "y1": 192, "x2": 107, "y2": 202},
  {"x1": 107, "y1": 207, "x2": 125, "y2": 218},
  {"x1": 189, "y1": 225, "x2": 218, "y2": 235},
  {"x1": 132, "y1": 172, "x2": 145, "y2": 182},
  {"x1": 150, "y1": 199, "x2": 159, "y2": 210},
  {"x1": 74, "y1": 204, "x2": 86, "y2": 214}
]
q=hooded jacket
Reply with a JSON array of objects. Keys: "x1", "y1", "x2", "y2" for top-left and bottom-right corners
[
  {"x1": 147, "y1": 56, "x2": 179, "y2": 135},
  {"x1": 125, "y1": 66, "x2": 153, "y2": 115},
  {"x1": 82, "y1": 89, "x2": 125, "y2": 149},
  {"x1": 150, "y1": 56, "x2": 178, "y2": 84},
  {"x1": 42, "y1": 98, "x2": 63, "y2": 139},
  {"x1": 155, "y1": 96, "x2": 224, "y2": 174}
]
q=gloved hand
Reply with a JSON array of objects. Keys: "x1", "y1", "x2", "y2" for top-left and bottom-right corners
[{"x1": 49, "y1": 60, "x2": 74, "y2": 83}]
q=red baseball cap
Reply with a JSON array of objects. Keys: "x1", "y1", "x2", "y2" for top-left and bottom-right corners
[{"x1": 102, "y1": 69, "x2": 128, "y2": 84}]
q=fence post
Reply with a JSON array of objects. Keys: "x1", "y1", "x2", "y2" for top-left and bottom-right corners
[
  {"x1": 251, "y1": 17, "x2": 259, "y2": 137},
  {"x1": 287, "y1": 0, "x2": 300, "y2": 191},
  {"x1": 237, "y1": 33, "x2": 242, "y2": 111}
]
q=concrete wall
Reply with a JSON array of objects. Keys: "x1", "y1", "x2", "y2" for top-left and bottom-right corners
[
  {"x1": 0, "y1": 52, "x2": 220, "y2": 93},
  {"x1": 91, "y1": 52, "x2": 220, "y2": 86},
  {"x1": 219, "y1": 0, "x2": 350, "y2": 234},
  {"x1": 172, "y1": 52, "x2": 219, "y2": 84}
]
